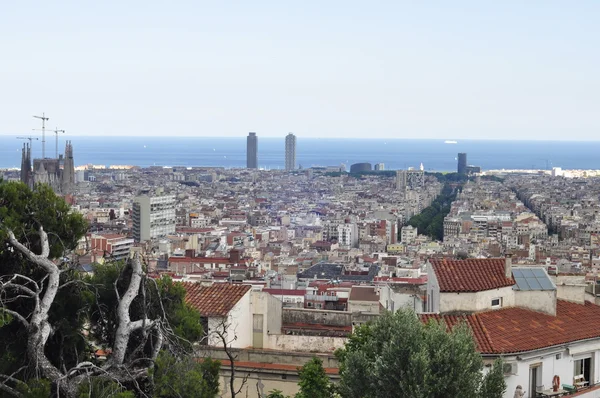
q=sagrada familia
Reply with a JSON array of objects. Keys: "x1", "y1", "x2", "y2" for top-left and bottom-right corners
[{"x1": 20, "y1": 141, "x2": 75, "y2": 194}]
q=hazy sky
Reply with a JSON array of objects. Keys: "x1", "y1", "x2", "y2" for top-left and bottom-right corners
[{"x1": 1, "y1": 1, "x2": 599, "y2": 140}]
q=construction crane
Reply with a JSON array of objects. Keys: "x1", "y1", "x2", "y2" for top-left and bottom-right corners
[
  {"x1": 16, "y1": 136, "x2": 39, "y2": 146},
  {"x1": 33, "y1": 113, "x2": 49, "y2": 159},
  {"x1": 50, "y1": 128, "x2": 65, "y2": 158}
]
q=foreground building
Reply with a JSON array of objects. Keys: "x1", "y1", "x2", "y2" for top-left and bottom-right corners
[{"x1": 426, "y1": 257, "x2": 600, "y2": 397}]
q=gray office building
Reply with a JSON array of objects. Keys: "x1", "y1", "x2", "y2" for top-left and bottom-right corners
[
  {"x1": 247, "y1": 132, "x2": 258, "y2": 169},
  {"x1": 285, "y1": 133, "x2": 296, "y2": 171},
  {"x1": 457, "y1": 153, "x2": 467, "y2": 174}
]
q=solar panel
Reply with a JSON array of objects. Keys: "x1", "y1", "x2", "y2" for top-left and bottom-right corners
[
  {"x1": 538, "y1": 278, "x2": 555, "y2": 290},
  {"x1": 527, "y1": 277, "x2": 542, "y2": 290},
  {"x1": 512, "y1": 269, "x2": 523, "y2": 278},
  {"x1": 514, "y1": 277, "x2": 529, "y2": 290},
  {"x1": 512, "y1": 268, "x2": 555, "y2": 291}
]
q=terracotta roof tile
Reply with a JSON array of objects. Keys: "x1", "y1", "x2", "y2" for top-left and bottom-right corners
[
  {"x1": 182, "y1": 283, "x2": 251, "y2": 317},
  {"x1": 431, "y1": 258, "x2": 514, "y2": 292},
  {"x1": 421, "y1": 300, "x2": 600, "y2": 354}
]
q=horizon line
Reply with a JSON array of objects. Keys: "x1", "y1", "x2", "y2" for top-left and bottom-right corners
[{"x1": 2, "y1": 134, "x2": 600, "y2": 142}]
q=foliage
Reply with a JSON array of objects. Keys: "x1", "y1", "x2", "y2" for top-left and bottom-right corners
[
  {"x1": 404, "y1": 182, "x2": 458, "y2": 240},
  {"x1": 295, "y1": 357, "x2": 334, "y2": 398},
  {"x1": 479, "y1": 359, "x2": 507, "y2": 398},
  {"x1": 152, "y1": 351, "x2": 220, "y2": 398},
  {"x1": 85, "y1": 264, "x2": 204, "y2": 361},
  {"x1": 426, "y1": 172, "x2": 469, "y2": 183},
  {"x1": 77, "y1": 379, "x2": 135, "y2": 398},
  {"x1": 16, "y1": 379, "x2": 52, "y2": 398},
  {"x1": 0, "y1": 181, "x2": 212, "y2": 396},
  {"x1": 336, "y1": 309, "x2": 503, "y2": 398},
  {"x1": 0, "y1": 181, "x2": 89, "y2": 380},
  {"x1": 267, "y1": 389, "x2": 291, "y2": 398}
]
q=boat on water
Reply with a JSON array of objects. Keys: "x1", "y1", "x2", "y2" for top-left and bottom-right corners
[{"x1": 444, "y1": 140, "x2": 458, "y2": 144}]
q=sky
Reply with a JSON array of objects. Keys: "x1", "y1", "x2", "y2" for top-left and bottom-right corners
[{"x1": 1, "y1": 1, "x2": 599, "y2": 140}]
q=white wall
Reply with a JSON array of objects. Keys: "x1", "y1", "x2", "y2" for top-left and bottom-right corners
[
  {"x1": 556, "y1": 284, "x2": 586, "y2": 305},
  {"x1": 266, "y1": 334, "x2": 347, "y2": 353},
  {"x1": 250, "y1": 291, "x2": 283, "y2": 348},
  {"x1": 501, "y1": 340, "x2": 600, "y2": 398},
  {"x1": 439, "y1": 286, "x2": 515, "y2": 313},
  {"x1": 426, "y1": 263, "x2": 440, "y2": 313},
  {"x1": 207, "y1": 290, "x2": 252, "y2": 349},
  {"x1": 514, "y1": 290, "x2": 557, "y2": 315},
  {"x1": 348, "y1": 300, "x2": 380, "y2": 313}
]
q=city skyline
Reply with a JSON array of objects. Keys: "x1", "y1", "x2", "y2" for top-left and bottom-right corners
[{"x1": 1, "y1": 2, "x2": 599, "y2": 140}]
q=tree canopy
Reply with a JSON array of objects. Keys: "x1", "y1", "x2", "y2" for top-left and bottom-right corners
[
  {"x1": 0, "y1": 181, "x2": 218, "y2": 397},
  {"x1": 335, "y1": 309, "x2": 506, "y2": 398},
  {"x1": 296, "y1": 357, "x2": 334, "y2": 398}
]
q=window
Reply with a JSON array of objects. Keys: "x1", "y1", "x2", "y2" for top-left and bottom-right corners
[
  {"x1": 491, "y1": 298, "x2": 502, "y2": 308},
  {"x1": 530, "y1": 363, "x2": 543, "y2": 396},
  {"x1": 574, "y1": 355, "x2": 593, "y2": 387}
]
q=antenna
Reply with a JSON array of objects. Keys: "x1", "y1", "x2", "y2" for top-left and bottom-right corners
[
  {"x1": 33, "y1": 113, "x2": 49, "y2": 158},
  {"x1": 50, "y1": 128, "x2": 65, "y2": 158}
]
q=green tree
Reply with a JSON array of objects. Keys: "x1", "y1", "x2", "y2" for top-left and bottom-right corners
[
  {"x1": 0, "y1": 181, "x2": 217, "y2": 397},
  {"x1": 151, "y1": 351, "x2": 220, "y2": 398},
  {"x1": 267, "y1": 389, "x2": 291, "y2": 398},
  {"x1": 0, "y1": 182, "x2": 88, "y2": 385},
  {"x1": 16, "y1": 379, "x2": 52, "y2": 398},
  {"x1": 295, "y1": 357, "x2": 334, "y2": 398},
  {"x1": 85, "y1": 262, "x2": 203, "y2": 361},
  {"x1": 77, "y1": 379, "x2": 135, "y2": 398},
  {"x1": 479, "y1": 359, "x2": 507, "y2": 398},
  {"x1": 336, "y1": 309, "x2": 505, "y2": 398}
]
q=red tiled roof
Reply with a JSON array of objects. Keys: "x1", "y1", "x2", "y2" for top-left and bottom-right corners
[
  {"x1": 183, "y1": 283, "x2": 251, "y2": 317},
  {"x1": 430, "y1": 258, "x2": 515, "y2": 293},
  {"x1": 421, "y1": 300, "x2": 600, "y2": 354}
]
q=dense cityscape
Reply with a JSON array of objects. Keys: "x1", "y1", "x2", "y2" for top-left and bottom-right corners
[
  {"x1": 3, "y1": 2, "x2": 600, "y2": 397},
  {"x1": 3, "y1": 129, "x2": 600, "y2": 397}
]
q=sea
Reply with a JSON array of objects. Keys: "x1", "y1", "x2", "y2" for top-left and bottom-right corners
[{"x1": 2, "y1": 135, "x2": 600, "y2": 172}]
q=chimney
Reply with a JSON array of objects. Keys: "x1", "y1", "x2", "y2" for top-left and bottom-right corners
[{"x1": 505, "y1": 253, "x2": 513, "y2": 279}]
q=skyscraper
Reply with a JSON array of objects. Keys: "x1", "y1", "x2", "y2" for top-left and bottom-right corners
[
  {"x1": 285, "y1": 133, "x2": 296, "y2": 171},
  {"x1": 457, "y1": 153, "x2": 467, "y2": 174},
  {"x1": 247, "y1": 132, "x2": 258, "y2": 169}
]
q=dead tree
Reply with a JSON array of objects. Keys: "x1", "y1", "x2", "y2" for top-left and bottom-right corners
[
  {"x1": 0, "y1": 226, "x2": 165, "y2": 397},
  {"x1": 210, "y1": 318, "x2": 251, "y2": 398}
]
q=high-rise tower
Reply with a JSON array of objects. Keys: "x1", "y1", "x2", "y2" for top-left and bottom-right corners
[
  {"x1": 457, "y1": 153, "x2": 467, "y2": 174},
  {"x1": 285, "y1": 133, "x2": 296, "y2": 171},
  {"x1": 247, "y1": 132, "x2": 258, "y2": 169}
]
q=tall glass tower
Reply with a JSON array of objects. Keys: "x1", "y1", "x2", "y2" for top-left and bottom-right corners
[
  {"x1": 285, "y1": 133, "x2": 296, "y2": 171},
  {"x1": 247, "y1": 132, "x2": 258, "y2": 169},
  {"x1": 457, "y1": 153, "x2": 467, "y2": 174}
]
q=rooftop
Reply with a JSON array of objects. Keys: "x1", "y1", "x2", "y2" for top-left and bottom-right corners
[
  {"x1": 349, "y1": 286, "x2": 379, "y2": 302},
  {"x1": 421, "y1": 300, "x2": 600, "y2": 354},
  {"x1": 183, "y1": 283, "x2": 251, "y2": 317},
  {"x1": 430, "y1": 258, "x2": 515, "y2": 293}
]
